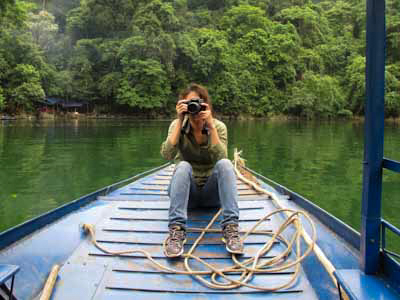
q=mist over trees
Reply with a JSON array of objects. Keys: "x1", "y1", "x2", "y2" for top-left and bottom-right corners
[{"x1": 1, "y1": 0, "x2": 399, "y2": 118}]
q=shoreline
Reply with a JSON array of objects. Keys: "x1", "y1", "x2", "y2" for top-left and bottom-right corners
[{"x1": 1, "y1": 112, "x2": 400, "y2": 123}]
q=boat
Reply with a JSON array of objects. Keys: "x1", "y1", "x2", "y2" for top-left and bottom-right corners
[
  {"x1": 0, "y1": 0, "x2": 399, "y2": 299},
  {"x1": 0, "y1": 115, "x2": 16, "y2": 121}
]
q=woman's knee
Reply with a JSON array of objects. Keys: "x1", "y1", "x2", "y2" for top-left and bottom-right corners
[
  {"x1": 215, "y1": 158, "x2": 234, "y2": 172},
  {"x1": 175, "y1": 161, "x2": 193, "y2": 175}
]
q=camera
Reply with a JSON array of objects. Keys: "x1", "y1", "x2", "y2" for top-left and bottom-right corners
[{"x1": 186, "y1": 98, "x2": 206, "y2": 115}]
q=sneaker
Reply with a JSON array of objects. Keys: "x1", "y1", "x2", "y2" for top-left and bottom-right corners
[
  {"x1": 222, "y1": 223, "x2": 244, "y2": 254},
  {"x1": 163, "y1": 225, "x2": 187, "y2": 257}
]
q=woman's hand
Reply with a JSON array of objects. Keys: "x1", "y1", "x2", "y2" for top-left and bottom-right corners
[
  {"x1": 199, "y1": 103, "x2": 214, "y2": 128},
  {"x1": 176, "y1": 100, "x2": 188, "y2": 121}
]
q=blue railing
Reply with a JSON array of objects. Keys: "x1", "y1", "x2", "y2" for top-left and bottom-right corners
[
  {"x1": 381, "y1": 219, "x2": 400, "y2": 260},
  {"x1": 380, "y1": 157, "x2": 400, "y2": 292},
  {"x1": 382, "y1": 158, "x2": 400, "y2": 174},
  {"x1": 381, "y1": 157, "x2": 400, "y2": 261}
]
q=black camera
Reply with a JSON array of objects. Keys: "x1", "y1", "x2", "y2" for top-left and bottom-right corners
[{"x1": 186, "y1": 98, "x2": 206, "y2": 115}]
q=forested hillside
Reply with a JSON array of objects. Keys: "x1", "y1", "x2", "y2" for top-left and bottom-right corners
[{"x1": 0, "y1": 0, "x2": 399, "y2": 118}]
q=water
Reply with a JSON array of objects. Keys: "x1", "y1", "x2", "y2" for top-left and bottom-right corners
[{"x1": 0, "y1": 119, "x2": 399, "y2": 251}]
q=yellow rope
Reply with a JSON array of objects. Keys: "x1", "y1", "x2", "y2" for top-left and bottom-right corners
[
  {"x1": 82, "y1": 209, "x2": 316, "y2": 291},
  {"x1": 233, "y1": 148, "x2": 338, "y2": 285},
  {"x1": 81, "y1": 152, "x2": 320, "y2": 291}
]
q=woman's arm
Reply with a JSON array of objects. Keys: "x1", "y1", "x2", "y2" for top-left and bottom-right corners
[
  {"x1": 160, "y1": 100, "x2": 188, "y2": 160},
  {"x1": 160, "y1": 120, "x2": 180, "y2": 160}
]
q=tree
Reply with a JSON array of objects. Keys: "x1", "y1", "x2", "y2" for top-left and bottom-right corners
[
  {"x1": 117, "y1": 59, "x2": 171, "y2": 111},
  {"x1": 276, "y1": 5, "x2": 331, "y2": 48},
  {"x1": 219, "y1": 4, "x2": 273, "y2": 42},
  {"x1": 133, "y1": 0, "x2": 180, "y2": 35},
  {"x1": 0, "y1": 87, "x2": 5, "y2": 110},
  {"x1": 7, "y1": 64, "x2": 45, "y2": 111},
  {"x1": 384, "y1": 64, "x2": 400, "y2": 117},
  {"x1": 27, "y1": 10, "x2": 59, "y2": 52},
  {"x1": 287, "y1": 72, "x2": 345, "y2": 118},
  {"x1": 345, "y1": 55, "x2": 365, "y2": 115}
]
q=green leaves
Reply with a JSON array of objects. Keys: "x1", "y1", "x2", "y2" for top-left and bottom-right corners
[
  {"x1": 0, "y1": 87, "x2": 5, "y2": 110},
  {"x1": 276, "y1": 5, "x2": 331, "y2": 48},
  {"x1": 117, "y1": 59, "x2": 170, "y2": 110},
  {"x1": 0, "y1": 0, "x2": 399, "y2": 118},
  {"x1": 220, "y1": 4, "x2": 272, "y2": 42},
  {"x1": 288, "y1": 72, "x2": 345, "y2": 118}
]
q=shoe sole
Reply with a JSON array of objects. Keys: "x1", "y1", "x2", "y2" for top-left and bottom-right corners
[
  {"x1": 163, "y1": 239, "x2": 187, "y2": 258},
  {"x1": 221, "y1": 237, "x2": 244, "y2": 254}
]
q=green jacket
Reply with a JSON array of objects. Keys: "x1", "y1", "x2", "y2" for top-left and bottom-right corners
[{"x1": 160, "y1": 117, "x2": 228, "y2": 186}]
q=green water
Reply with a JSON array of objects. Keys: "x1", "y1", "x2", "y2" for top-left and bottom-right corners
[{"x1": 0, "y1": 119, "x2": 399, "y2": 251}]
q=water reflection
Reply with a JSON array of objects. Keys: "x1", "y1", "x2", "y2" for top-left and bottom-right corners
[{"x1": 0, "y1": 119, "x2": 398, "y2": 239}]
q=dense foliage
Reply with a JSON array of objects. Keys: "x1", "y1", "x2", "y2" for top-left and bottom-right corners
[{"x1": 0, "y1": 0, "x2": 399, "y2": 118}]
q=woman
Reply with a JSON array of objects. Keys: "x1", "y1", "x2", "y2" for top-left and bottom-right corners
[{"x1": 160, "y1": 83, "x2": 243, "y2": 257}]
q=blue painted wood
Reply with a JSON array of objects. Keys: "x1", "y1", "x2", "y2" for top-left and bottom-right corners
[
  {"x1": 0, "y1": 164, "x2": 356, "y2": 299},
  {"x1": 88, "y1": 243, "x2": 282, "y2": 259},
  {"x1": 103, "y1": 272, "x2": 305, "y2": 293},
  {"x1": 51, "y1": 263, "x2": 108, "y2": 300},
  {"x1": 95, "y1": 290, "x2": 306, "y2": 300},
  {"x1": 383, "y1": 158, "x2": 400, "y2": 173},
  {"x1": 334, "y1": 269, "x2": 400, "y2": 300},
  {"x1": 382, "y1": 219, "x2": 400, "y2": 236},
  {"x1": 362, "y1": 0, "x2": 386, "y2": 274},
  {"x1": 100, "y1": 219, "x2": 271, "y2": 233},
  {"x1": 382, "y1": 254, "x2": 400, "y2": 295},
  {"x1": 0, "y1": 264, "x2": 19, "y2": 284},
  {"x1": 109, "y1": 258, "x2": 296, "y2": 274},
  {"x1": 0, "y1": 200, "x2": 111, "y2": 300},
  {"x1": 108, "y1": 209, "x2": 269, "y2": 221},
  {"x1": 94, "y1": 231, "x2": 279, "y2": 245}
]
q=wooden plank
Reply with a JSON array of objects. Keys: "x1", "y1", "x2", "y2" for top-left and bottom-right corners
[
  {"x1": 129, "y1": 185, "x2": 253, "y2": 191},
  {"x1": 99, "y1": 195, "x2": 270, "y2": 202},
  {"x1": 98, "y1": 196, "x2": 170, "y2": 202},
  {"x1": 142, "y1": 180, "x2": 249, "y2": 187},
  {"x1": 108, "y1": 200, "x2": 266, "y2": 210},
  {"x1": 110, "y1": 210, "x2": 270, "y2": 221},
  {"x1": 154, "y1": 175, "x2": 172, "y2": 180},
  {"x1": 120, "y1": 190, "x2": 261, "y2": 196},
  {"x1": 110, "y1": 216, "x2": 268, "y2": 222},
  {"x1": 88, "y1": 243, "x2": 280, "y2": 259},
  {"x1": 140, "y1": 180, "x2": 171, "y2": 185},
  {"x1": 98, "y1": 219, "x2": 271, "y2": 233},
  {"x1": 104, "y1": 271, "x2": 304, "y2": 293},
  {"x1": 118, "y1": 207, "x2": 264, "y2": 212},
  {"x1": 95, "y1": 231, "x2": 278, "y2": 245},
  {"x1": 109, "y1": 258, "x2": 295, "y2": 274}
]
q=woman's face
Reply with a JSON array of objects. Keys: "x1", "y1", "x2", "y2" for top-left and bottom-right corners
[{"x1": 184, "y1": 91, "x2": 200, "y2": 101}]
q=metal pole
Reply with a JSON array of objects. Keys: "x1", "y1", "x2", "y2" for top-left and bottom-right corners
[{"x1": 361, "y1": 0, "x2": 385, "y2": 274}]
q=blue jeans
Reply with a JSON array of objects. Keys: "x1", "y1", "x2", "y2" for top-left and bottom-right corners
[{"x1": 168, "y1": 159, "x2": 239, "y2": 229}]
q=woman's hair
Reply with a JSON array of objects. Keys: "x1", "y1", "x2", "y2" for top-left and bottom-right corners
[{"x1": 179, "y1": 83, "x2": 213, "y2": 113}]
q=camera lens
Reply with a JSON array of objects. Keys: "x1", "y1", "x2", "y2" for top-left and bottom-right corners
[{"x1": 187, "y1": 102, "x2": 201, "y2": 114}]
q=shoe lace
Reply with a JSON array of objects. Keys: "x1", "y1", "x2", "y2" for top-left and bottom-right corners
[
  {"x1": 225, "y1": 224, "x2": 240, "y2": 241},
  {"x1": 169, "y1": 227, "x2": 185, "y2": 244}
]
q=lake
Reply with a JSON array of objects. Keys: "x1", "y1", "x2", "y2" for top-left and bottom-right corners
[{"x1": 0, "y1": 118, "x2": 399, "y2": 251}]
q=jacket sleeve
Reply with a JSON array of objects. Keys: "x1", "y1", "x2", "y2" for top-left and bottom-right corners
[
  {"x1": 209, "y1": 121, "x2": 228, "y2": 163},
  {"x1": 160, "y1": 119, "x2": 179, "y2": 160}
]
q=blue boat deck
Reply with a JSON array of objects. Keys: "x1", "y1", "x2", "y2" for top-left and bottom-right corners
[
  {"x1": 0, "y1": 164, "x2": 366, "y2": 299},
  {"x1": 49, "y1": 165, "x2": 321, "y2": 299}
]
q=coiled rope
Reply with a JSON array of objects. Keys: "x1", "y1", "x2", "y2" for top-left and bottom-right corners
[{"x1": 82, "y1": 151, "x2": 319, "y2": 291}]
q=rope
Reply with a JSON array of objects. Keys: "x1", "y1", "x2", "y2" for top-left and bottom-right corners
[
  {"x1": 83, "y1": 208, "x2": 315, "y2": 291},
  {"x1": 233, "y1": 149, "x2": 338, "y2": 285},
  {"x1": 81, "y1": 153, "x2": 319, "y2": 291}
]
